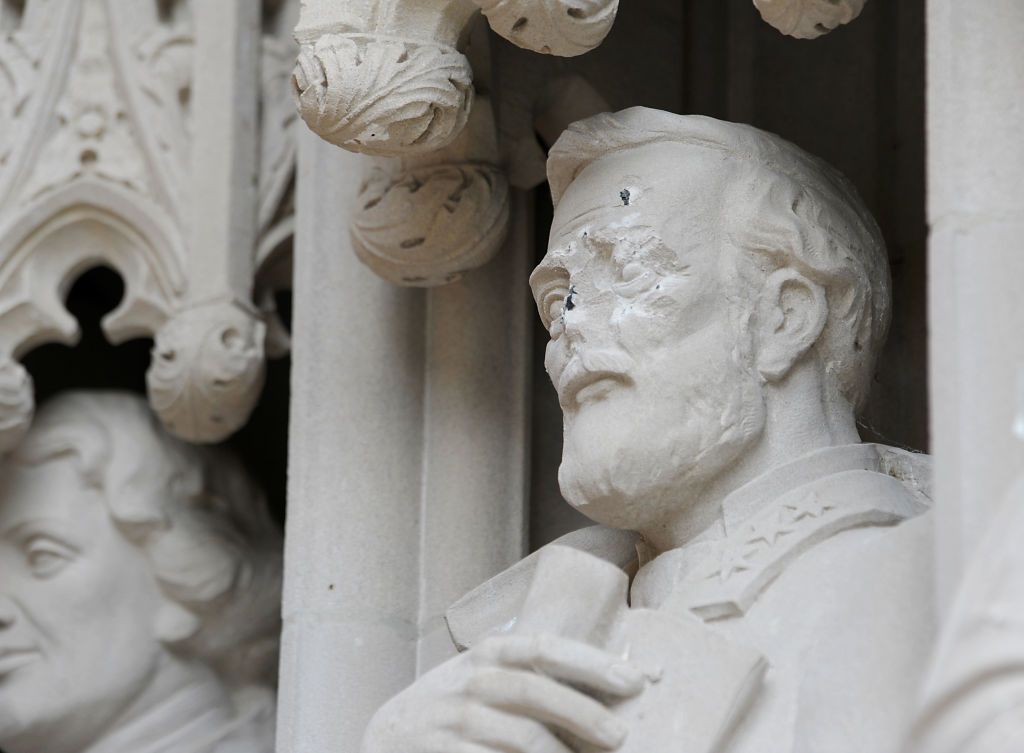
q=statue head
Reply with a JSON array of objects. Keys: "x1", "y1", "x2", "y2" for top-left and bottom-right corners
[
  {"x1": 530, "y1": 108, "x2": 890, "y2": 539},
  {"x1": 0, "y1": 391, "x2": 282, "y2": 753}
]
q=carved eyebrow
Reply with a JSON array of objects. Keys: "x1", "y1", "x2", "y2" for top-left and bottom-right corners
[{"x1": 1, "y1": 518, "x2": 78, "y2": 544}]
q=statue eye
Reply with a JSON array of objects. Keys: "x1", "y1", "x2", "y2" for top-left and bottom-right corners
[{"x1": 24, "y1": 536, "x2": 75, "y2": 578}]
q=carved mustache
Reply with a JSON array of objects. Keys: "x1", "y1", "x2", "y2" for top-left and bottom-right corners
[{"x1": 556, "y1": 349, "x2": 635, "y2": 406}]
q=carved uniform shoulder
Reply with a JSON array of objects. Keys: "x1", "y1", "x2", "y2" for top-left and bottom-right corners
[{"x1": 720, "y1": 488, "x2": 935, "y2": 753}]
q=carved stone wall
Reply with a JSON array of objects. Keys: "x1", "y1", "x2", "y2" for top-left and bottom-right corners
[
  {"x1": 8, "y1": 1, "x2": 1007, "y2": 752},
  {"x1": 0, "y1": 0, "x2": 296, "y2": 449}
]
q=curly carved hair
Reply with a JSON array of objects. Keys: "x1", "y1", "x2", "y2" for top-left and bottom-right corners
[{"x1": 10, "y1": 390, "x2": 282, "y2": 688}]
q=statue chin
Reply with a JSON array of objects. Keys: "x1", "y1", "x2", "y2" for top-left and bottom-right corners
[
  {"x1": 559, "y1": 390, "x2": 766, "y2": 535},
  {"x1": 557, "y1": 438, "x2": 748, "y2": 535}
]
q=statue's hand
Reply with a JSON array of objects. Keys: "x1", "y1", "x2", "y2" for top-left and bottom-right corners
[{"x1": 362, "y1": 633, "x2": 645, "y2": 753}]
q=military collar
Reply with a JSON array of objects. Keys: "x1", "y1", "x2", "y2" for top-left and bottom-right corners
[{"x1": 631, "y1": 443, "x2": 930, "y2": 620}]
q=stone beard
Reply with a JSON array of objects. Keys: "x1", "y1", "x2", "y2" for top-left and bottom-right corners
[
  {"x1": 361, "y1": 109, "x2": 934, "y2": 753},
  {"x1": 0, "y1": 391, "x2": 281, "y2": 753}
]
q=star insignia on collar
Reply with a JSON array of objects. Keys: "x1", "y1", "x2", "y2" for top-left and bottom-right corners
[
  {"x1": 704, "y1": 546, "x2": 755, "y2": 583},
  {"x1": 745, "y1": 512, "x2": 797, "y2": 548},
  {"x1": 783, "y1": 491, "x2": 834, "y2": 522}
]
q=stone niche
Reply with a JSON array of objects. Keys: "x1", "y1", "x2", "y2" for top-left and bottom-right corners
[
  {"x1": 526, "y1": 0, "x2": 926, "y2": 548},
  {"x1": 21, "y1": 267, "x2": 293, "y2": 523},
  {"x1": 0, "y1": 0, "x2": 936, "y2": 752}
]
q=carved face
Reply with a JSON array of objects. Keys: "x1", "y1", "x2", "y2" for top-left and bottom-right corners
[
  {"x1": 0, "y1": 456, "x2": 167, "y2": 753},
  {"x1": 531, "y1": 143, "x2": 766, "y2": 532}
]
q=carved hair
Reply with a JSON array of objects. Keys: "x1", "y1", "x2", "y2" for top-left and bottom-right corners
[
  {"x1": 547, "y1": 108, "x2": 890, "y2": 411},
  {"x1": 10, "y1": 390, "x2": 282, "y2": 688}
]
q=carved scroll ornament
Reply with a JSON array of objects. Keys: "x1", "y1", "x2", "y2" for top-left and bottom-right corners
[
  {"x1": 352, "y1": 97, "x2": 508, "y2": 286},
  {"x1": 147, "y1": 300, "x2": 268, "y2": 442},
  {"x1": 476, "y1": 0, "x2": 619, "y2": 57},
  {"x1": 292, "y1": 0, "x2": 618, "y2": 157},
  {"x1": 292, "y1": 0, "x2": 478, "y2": 157},
  {"x1": 0, "y1": 0, "x2": 296, "y2": 451},
  {"x1": 753, "y1": 0, "x2": 867, "y2": 39}
]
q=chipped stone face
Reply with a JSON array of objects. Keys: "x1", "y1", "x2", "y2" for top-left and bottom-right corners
[{"x1": 532, "y1": 143, "x2": 767, "y2": 536}]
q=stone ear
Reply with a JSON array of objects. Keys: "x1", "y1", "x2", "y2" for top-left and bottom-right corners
[
  {"x1": 154, "y1": 601, "x2": 201, "y2": 645},
  {"x1": 755, "y1": 269, "x2": 828, "y2": 382}
]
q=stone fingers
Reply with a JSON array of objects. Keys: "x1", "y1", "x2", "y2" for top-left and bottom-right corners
[
  {"x1": 477, "y1": 634, "x2": 645, "y2": 698},
  {"x1": 466, "y1": 667, "x2": 629, "y2": 750}
]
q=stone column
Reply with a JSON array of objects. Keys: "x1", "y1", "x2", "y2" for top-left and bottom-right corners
[
  {"x1": 276, "y1": 129, "x2": 530, "y2": 750},
  {"x1": 146, "y1": 0, "x2": 266, "y2": 445},
  {"x1": 416, "y1": 191, "x2": 532, "y2": 670},
  {"x1": 927, "y1": 0, "x2": 1024, "y2": 605}
]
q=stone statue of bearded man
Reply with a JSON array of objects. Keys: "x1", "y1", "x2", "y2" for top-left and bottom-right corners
[
  {"x1": 361, "y1": 109, "x2": 935, "y2": 753},
  {"x1": 0, "y1": 391, "x2": 281, "y2": 753}
]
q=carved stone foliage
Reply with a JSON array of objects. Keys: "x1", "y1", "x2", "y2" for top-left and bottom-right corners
[
  {"x1": 148, "y1": 300, "x2": 268, "y2": 443},
  {"x1": 753, "y1": 0, "x2": 867, "y2": 39},
  {"x1": 293, "y1": 34, "x2": 474, "y2": 157},
  {"x1": 352, "y1": 98, "x2": 508, "y2": 286},
  {"x1": 292, "y1": 0, "x2": 478, "y2": 157},
  {"x1": 291, "y1": 2, "x2": 620, "y2": 288},
  {"x1": 476, "y1": 0, "x2": 619, "y2": 57},
  {"x1": 292, "y1": 0, "x2": 618, "y2": 158},
  {"x1": 0, "y1": 0, "x2": 296, "y2": 451}
]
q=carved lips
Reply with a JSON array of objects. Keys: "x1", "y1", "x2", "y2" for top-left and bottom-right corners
[{"x1": 0, "y1": 647, "x2": 39, "y2": 676}]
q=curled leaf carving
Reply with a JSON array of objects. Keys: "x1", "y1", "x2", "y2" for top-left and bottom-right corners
[
  {"x1": 752, "y1": 0, "x2": 867, "y2": 39},
  {"x1": 352, "y1": 162, "x2": 509, "y2": 286},
  {"x1": 475, "y1": 0, "x2": 619, "y2": 57},
  {"x1": 147, "y1": 301, "x2": 266, "y2": 444},
  {"x1": 292, "y1": 34, "x2": 474, "y2": 156}
]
